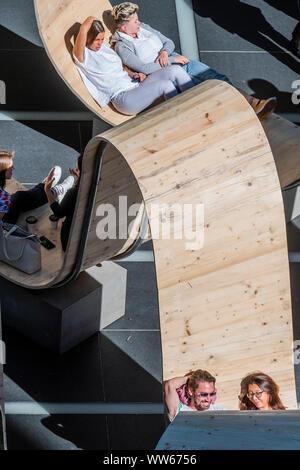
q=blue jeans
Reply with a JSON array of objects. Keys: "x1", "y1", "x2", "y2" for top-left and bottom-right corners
[{"x1": 170, "y1": 52, "x2": 234, "y2": 87}]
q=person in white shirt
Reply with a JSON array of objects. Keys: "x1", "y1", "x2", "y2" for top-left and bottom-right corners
[
  {"x1": 73, "y1": 16, "x2": 194, "y2": 115},
  {"x1": 164, "y1": 369, "x2": 225, "y2": 421}
]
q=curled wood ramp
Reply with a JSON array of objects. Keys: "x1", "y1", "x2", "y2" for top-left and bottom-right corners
[
  {"x1": 90, "y1": 80, "x2": 296, "y2": 410},
  {"x1": 0, "y1": 79, "x2": 298, "y2": 409},
  {"x1": 2, "y1": 0, "x2": 300, "y2": 413}
]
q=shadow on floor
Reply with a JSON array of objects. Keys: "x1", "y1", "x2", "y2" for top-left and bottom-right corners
[
  {"x1": 262, "y1": 1, "x2": 299, "y2": 20},
  {"x1": 192, "y1": 0, "x2": 300, "y2": 73},
  {"x1": 3, "y1": 327, "x2": 165, "y2": 449}
]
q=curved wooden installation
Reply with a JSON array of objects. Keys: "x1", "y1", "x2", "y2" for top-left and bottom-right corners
[
  {"x1": 89, "y1": 80, "x2": 296, "y2": 410},
  {"x1": 34, "y1": 0, "x2": 134, "y2": 126},
  {"x1": 0, "y1": 71, "x2": 298, "y2": 406}
]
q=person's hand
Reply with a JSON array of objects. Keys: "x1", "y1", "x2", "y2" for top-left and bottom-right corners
[
  {"x1": 132, "y1": 72, "x2": 147, "y2": 82},
  {"x1": 69, "y1": 167, "x2": 79, "y2": 180},
  {"x1": 82, "y1": 16, "x2": 97, "y2": 31},
  {"x1": 155, "y1": 50, "x2": 169, "y2": 67},
  {"x1": 83, "y1": 16, "x2": 97, "y2": 26},
  {"x1": 173, "y1": 55, "x2": 190, "y2": 65}
]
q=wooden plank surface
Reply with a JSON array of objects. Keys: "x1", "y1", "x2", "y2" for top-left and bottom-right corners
[
  {"x1": 0, "y1": 81, "x2": 297, "y2": 410},
  {"x1": 156, "y1": 411, "x2": 300, "y2": 450},
  {"x1": 89, "y1": 80, "x2": 297, "y2": 409}
]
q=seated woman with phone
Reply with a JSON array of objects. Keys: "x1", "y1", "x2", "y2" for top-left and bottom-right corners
[{"x1": 0, "y1": 149, "x2": 78, "y2": 252}]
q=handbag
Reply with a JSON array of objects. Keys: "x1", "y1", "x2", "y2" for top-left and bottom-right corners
[{"x1": 0, "y1": 223, "x2": 41, "y2": 274}]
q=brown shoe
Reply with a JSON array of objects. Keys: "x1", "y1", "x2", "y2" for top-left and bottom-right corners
[{"x1": 254, "y1": 97, "x2": 277, "y2": 120}]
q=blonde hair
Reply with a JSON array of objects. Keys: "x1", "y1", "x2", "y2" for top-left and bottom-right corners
[
  {"x1": 0, "y1": 149, "x2": 14, "y2": 188},
  {"x1": 111, "y1": 2, "x2": 139, "y2": 26}
]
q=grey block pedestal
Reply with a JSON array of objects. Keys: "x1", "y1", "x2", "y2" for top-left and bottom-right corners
[{"x1": 0, "y1": 263, "x2": 127, "y2": 354}]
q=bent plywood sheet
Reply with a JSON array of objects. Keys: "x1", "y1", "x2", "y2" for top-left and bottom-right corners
[
  {"x1": 34, "y1": 0, "x2": 133, "y2": 126},
  {"x1": 0, "y1": 78, "x2": 297, "y2": 407},
  {"x1": 156, "y1": 411, "x2": 300, "y2": 450},
  {"x1": 86, "y1": 80, "x2": 297, "y2": 410}
]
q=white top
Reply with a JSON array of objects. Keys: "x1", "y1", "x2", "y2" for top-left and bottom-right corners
[
  {"x1": 179, "y1": 403, "x2": 226, "y2": 412},
  {"x1": 118, "y1": 26, "x2": 163, "y2": 64},
  {"x1": 169, "y1": 402, "x2": 226, "y2": 421},
  {"x1": 73, "y1": 43, "x2": 138, "y2": 107}
]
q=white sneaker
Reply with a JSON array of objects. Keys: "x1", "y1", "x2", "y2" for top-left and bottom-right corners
[
  {"x1": 43, "y1": 165, "x2": 62, "y2": 187},
  {"x1": 52, "y1": 175, "x2": 75, "y2": 203}
]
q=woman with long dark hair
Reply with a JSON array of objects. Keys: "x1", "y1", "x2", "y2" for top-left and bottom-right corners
[
  {"x1": 239, "y1": 372, "x2": 285, "y2": 410},
  {"x1": 73, "y1": 16, "x2": 194, "y2": 115}
]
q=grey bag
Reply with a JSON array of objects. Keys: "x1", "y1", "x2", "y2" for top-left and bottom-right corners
[{"x1": 0, "y1": 223, "x2": 41, "y2": 274}]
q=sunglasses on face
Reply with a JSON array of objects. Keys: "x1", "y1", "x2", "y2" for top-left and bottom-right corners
[{"x1": 197, "y1": 391, "x2": 217, "y2": 398}]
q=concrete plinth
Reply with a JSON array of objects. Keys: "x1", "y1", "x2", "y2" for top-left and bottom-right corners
[
  {"x1": 86, "y1": 262, "x2": 127, "y2": 330},
  {"x1": 0, "y1": 262, "x2": 127, "y2": 354}
]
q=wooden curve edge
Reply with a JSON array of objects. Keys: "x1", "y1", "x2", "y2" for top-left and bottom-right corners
[
  {"x1": 81, "y1": 81, "x2": 296, "y2": 410},
  {"x1": 34, "y1": 0, "x2": 134, "y2": 126}
]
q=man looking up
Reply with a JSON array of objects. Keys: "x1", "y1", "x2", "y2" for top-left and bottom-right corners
[{"x1": 164, "y1": 369, "x2": 225, "y2": 421}]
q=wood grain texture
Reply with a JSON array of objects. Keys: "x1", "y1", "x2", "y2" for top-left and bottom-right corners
[
  {"x1": 0, "y1": 0, "x2": 290, "y2": 415},
  {"x1": 156, "y1": 411, "x2": 300, "y2": 450},
  {"x1": 87, "y1": 80, "x2": 297, "y2": 409},
  {"x1": 0, "y1": 25, "x2": 298, "y2": 410}
]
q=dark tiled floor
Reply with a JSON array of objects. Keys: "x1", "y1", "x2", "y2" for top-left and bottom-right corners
[
  {"x1": 108, "y1": 260, "x2": 159, "y2": 330},
  {"x1": 0, "y1": 50, "x2": 87, "y2": 112},
  {"x1": 3, "y1": 328, "x2": 104, "y2": 404},
  {"x1": 100, "y1": 333, "x2": 162, "y2": 402},
  {"x1": 193, "y1": 0, "x2": 300, "y2": 102},
  {"x1": 0, "y1": 120, "x2": 88, "y2": 184},
  {"x1": 3, "y1": 325, "x2": 164, "y2": 450},
  {"x1": 20, "y1": 121, "x2": 93, "y2": 155},
  {"x1": 0, "y1": 24, "x2": 40, "y2": 50},
  {"x1": 108, "y1": 414, "x2": 165, "y2": 450}
]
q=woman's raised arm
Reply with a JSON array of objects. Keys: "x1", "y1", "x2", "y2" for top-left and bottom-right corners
[{"x1": 73, "y1": 16, "x2": 96, "y2": 63}]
